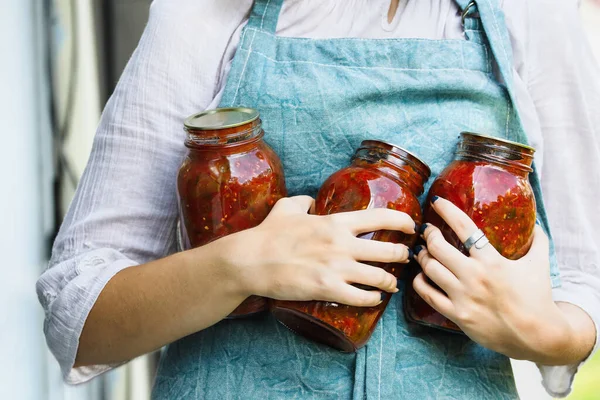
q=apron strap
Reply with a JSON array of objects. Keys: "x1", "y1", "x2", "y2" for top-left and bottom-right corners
[
  {"x1": 246, "y1": 0, "x2": 518, "y2": 131},
  {"x1": 454, "y1": 0, "x2": 522, "y2": 141},
  {"x1": 454, "y1": 0, "x2": 516, "y2": 102},
  {"x1": 246, "y1": 0, "x2": 284, "y2": 34}
]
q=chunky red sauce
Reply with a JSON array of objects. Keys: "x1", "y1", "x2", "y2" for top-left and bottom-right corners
[
  {"x1": 405, "y1": 133, "x2": 536, "y2": 332},
  {"x1": 272, "y1": 141, "x2": 430, "y2": 351},
  {"x1": 177, "y1": 110, "x2": 287, "y2": 318}
]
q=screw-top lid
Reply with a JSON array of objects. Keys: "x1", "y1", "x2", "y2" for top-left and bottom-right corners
[{"x1": 184, "y1": 107, "x2": 260, "y2": 131}]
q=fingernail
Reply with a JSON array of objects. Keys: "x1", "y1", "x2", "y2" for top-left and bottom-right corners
[
  {"x1": 431, "y1": 195, "x2": 440, "y2": 204},
  {"x1": 419, "y1": 223, "x2": 428, "y2": 235},
  {"x1": 408, "y1": 248, "x2": 414, "y2": 259},
  {"x1": 380, "y1": 292, "x2": 387, "y2": 302},
  {"x1": 414, "y1": 245, "x2": 424, "y2": 256}
]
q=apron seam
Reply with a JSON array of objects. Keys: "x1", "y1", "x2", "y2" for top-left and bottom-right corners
[
  {"x1": 231, "y1": 28, "x2": 259, "y2": 106},
  {"x1": 245, "y1": 27, "x2": 490, "y2": 46},
  {"x1": 260, "y1": 0, "x2": 273, "y2": 31},
  {"x1": 244, "y1": 49, "x2": 493, "y2": 74},
  {"x1": 482, "y1": 0, "x2": 512, "y2": 80}
]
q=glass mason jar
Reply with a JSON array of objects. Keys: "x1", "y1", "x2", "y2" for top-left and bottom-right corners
[
  {"x1": 177, "y1": 108, "x2": 287, "y2": 318},
  {"x1": 404, "y1": 132, "x2": 537, "y2": 332},
  {"x1": 271, "y1": 140, "x2": 431, "y2": 351}
]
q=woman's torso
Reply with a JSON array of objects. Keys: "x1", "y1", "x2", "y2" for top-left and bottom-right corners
[{"x1": 152, "y1": 1, "x2": 553, "y2": 398}]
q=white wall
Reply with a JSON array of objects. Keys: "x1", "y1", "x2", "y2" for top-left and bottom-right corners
[{"x1": 0, "y1": 1, "x2": 51, "y2": 399}]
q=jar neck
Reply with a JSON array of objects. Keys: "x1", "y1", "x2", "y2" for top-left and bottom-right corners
[
  {"x1": 351, "y1": 140, "x2": 431, "y2": 195},
  {"x1": 456, "y1": 132, "x2": 535, "y2": 177},
  {"x1": 185, "y1": 119, "x2": 263, "y2": 149}
]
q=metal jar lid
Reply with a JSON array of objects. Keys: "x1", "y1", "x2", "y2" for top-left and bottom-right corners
[
  {"x1": 460, "y1": 132, "x2": 536, "y2": 153},
  {"x1": 184, "y1": 107, "x2": 260, "y2": 131}
]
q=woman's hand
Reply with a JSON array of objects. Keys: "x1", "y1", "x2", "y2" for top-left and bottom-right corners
[
  {"x1": 413, "y1": 196, "x2": 595, "y2": 365},
  {"x1": 225, "y1": 196, "x2": 416, "y2": 307}
]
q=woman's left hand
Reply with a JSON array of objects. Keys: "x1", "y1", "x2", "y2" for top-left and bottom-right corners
[{"x1": 413, "y1": 196, "x2": 594, "y2": 365}]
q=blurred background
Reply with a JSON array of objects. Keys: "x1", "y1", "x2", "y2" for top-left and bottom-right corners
[{"x1": 1, "y1": 1, "x2": 598, "y2": 399}]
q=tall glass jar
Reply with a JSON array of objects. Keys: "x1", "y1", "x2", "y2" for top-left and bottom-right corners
[
  {"x1": 271, "y1": 140, "x2": 431, "y2": 351},
  {"x1": 177, "y1": 108, "x2": 287, "y2": 318},
  {"x1": 404, "y1": 132, "x2": 537, "y2": 332}
]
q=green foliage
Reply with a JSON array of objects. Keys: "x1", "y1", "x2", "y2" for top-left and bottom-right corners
[{"x1": 566, "y1": 352, "x2": 600, "y2": 400}]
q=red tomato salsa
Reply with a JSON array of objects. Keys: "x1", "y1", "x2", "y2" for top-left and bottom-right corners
[
  {"x1": 272, "y1": 140, "x2": 430, "y2": 351},
  {"x1": 177, "y1": 108, "x2": 287, "y2": 318},
  {"x1": 405, "y1": 132, "x2": 537, "y2": 332}
]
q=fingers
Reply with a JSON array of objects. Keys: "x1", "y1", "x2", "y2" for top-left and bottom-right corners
[
  {"x1": 344, "y1": 262, "x2": 399, "y2": 293},
  {"x1": 414, "y1": 246, "x2": 460, "y2": 295},
  {"x1": 428, "y1": 197, "x2": 477, "y2": 242},
  {"x1": 420, "y1": 223, "x2": 470, "y2": 275},
  {"x1": 332, "y1": 208, "x2": 416, "y2": 236},
  {"x1": 324, "y1": 283, "x2": 386, "y2": 307},
  {"x1": 412, "y1": 272, "x2": 456, "y2": 320},
  {"x1": 349, "y1": 237, "x2": 412, "y2": 264},
  {"x1": 428, "y1": 197, "x2": 499, "y2": 259}
]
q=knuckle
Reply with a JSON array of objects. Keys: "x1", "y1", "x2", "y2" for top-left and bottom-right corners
[
  {"x1": 360, "y1": 291, "x2": 379, "y2": 307},
  {"x1": 323, "y1": 216, "x2": 346, "y2": 236},
  {"x1": 314, "y1": 220, "x2": 339, "y2": 243},
  {"x1": 427, "y1": 233, "x2": 445, "y2": 254},
  {"x1": 419, "y1": 290, "x2": 433, "y2": 306},
  {"x1": 276, "y1": 197, "x2": 293, "y2": 208},
  {"x1": 454, "y1": 219, "x2": 470, "y2": 235},
  {"x1": 372, "y1": 207, "x2": 390, "y2": 219},
  {"x1": 469, "y1": 268, "x2": 491, "y2": 292},
  {"x1": 475, "y1": 272, "x2": 492, "y2": 291},
  {"x1": 313, "y1": 271, "x2": 334, "y2": 293},
  {"x1": 420, "y1": 258, "x2": 431, "y2": 275},
  {"x1": 391, "y1": 244, "x2": 407, "y2": 262},
  {"x1": 413, "y1": 275, "x2": 427, "y2": 295},
  {"x1": 323, "y1": 259, "x2": 342, "y2": 273},
  {"x1": 382, "y1": 245, "x2": 397, "y2": 263},
  {"x1": 377, "y1": 269, "x2": 391, "y2": 287},
  {"x1": 455, "y1": 309, "x2": 473, "y2": 325},
  {"x1": 398, "y1": 212, "x2": 413, "y2": 226}
]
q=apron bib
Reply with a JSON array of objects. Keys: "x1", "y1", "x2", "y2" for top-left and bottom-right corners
[{"x1": 154, "y1": 1, "x2": 560, "y2": 398}]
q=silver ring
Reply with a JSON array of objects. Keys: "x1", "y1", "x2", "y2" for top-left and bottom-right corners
[{"x1": 463, "y1": 229, "x2": 490, "y2": 251}]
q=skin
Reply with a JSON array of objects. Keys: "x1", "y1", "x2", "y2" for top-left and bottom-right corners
[
  {"x1": 76, "y1": 196, "x2": 596, "y2": 369},
  {"x1": 75, "y1": 196, "x2": 414, "y2": 367},
  {"x1": 388, "y1": 0, "x2": 400, "y2": 23},
  {"x1": 414, "y1": 197, "x2": 597, "y2": 366}
]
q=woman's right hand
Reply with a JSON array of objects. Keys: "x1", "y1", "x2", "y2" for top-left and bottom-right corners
[{"x1": 225, "y1": 196, "x2": 416, "y2": 307}]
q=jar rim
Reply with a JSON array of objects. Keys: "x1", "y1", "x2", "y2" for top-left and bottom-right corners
[
  {"x1": 460, "y1": 132, "x2": 536, "y2": 153},
  {"x1": 359, "y1": 140, "x2": 432, "y2": 179},
  {"x1": 184, "y1": 107, "x2": 260, "y2": 131}
]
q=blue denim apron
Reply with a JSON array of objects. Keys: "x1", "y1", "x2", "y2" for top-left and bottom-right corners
[{"x1": 153, "y1": 0, "x2": 560, "y2": 398}]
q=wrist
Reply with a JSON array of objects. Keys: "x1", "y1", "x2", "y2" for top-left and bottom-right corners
[
  {"x1": 521, "y1": 302, "x2": 586, "y2": 365},
  {"x1": 535, "y1": 304, "x2": 575, "y2": 364},
  {"x1": 505, "y1": 300, "x2": 567, "y2": 364},
  {"x1": 554, "y1": 302, "x2": 597, "y2": 364},
  {"x1": 207, "y1": 228, "x2": 261, "y2": 298}
]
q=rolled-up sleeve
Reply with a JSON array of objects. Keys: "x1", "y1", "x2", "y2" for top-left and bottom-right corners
[
  {"x1": 524, "y1": 0, "x2": 600, "y2": 397},
  {"x1": 36, "y1": 0, "x2": 251, "y2": 383}
]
